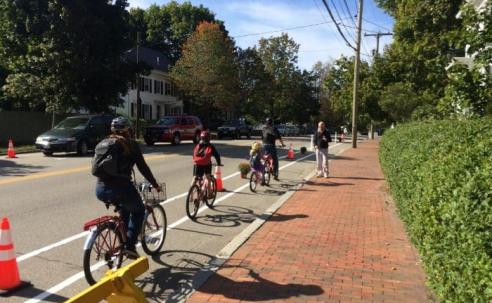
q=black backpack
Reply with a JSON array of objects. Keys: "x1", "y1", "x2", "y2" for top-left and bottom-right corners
[{"x1": 91, "y1": 138, "x2": 121, "y2": 179}]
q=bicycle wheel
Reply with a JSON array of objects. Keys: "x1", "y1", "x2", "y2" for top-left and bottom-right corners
[
  {"x1": 264, "y1": 168, "x2": 271, "y2": 186},
  {"x1": 83, "y1": 222, "x2": 123, "y2": 285},
  {"x1": 205, "y1": 176, "x2": 217, "y2": 208},
  {"x1": 141, "y1": 204, "x2": 167, "y2": 255},
  {"x1": 249, "y1": 172, "x2": 258, "y2": 192},
  {"x1": 186, "y1": 185, "x2": 201, "y2": 220}
]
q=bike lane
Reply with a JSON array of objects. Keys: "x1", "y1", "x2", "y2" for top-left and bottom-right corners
[{"x1": 186, "y1": 139, "x2": 433, "y2": 303}]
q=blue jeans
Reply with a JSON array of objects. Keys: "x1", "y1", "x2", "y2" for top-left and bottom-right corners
[
  {"x1": 95, "y1": 182, "x2": 145, "y2": 250},
  {"x1": 263, "y1": 144, "x2": 279, "y2": 177}
]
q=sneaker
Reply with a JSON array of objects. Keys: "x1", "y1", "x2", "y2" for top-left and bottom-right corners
[{"x1": 123, "y1": 247, "x2": 140, "y2": 259}]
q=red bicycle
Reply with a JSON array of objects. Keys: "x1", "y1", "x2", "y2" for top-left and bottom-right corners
[
  {"x1": 82, "y1": 182, "x2": 167, "y2": 285},
  {"x1": 249, "y1": 154, "x2": 273, "y2": 192},
  {"x1": 186, "y1": 165, "x2": 221, "y2": 220}
]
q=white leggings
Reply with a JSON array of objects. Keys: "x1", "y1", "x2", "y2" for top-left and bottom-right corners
[{"x1": 315, "y1": 148, "x2": 329, "y2": 176}]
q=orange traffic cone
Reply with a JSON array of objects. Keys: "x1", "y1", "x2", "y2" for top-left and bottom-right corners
[
  {"x1": 0, "y1": 218, "x2": 30, "y2": 296},
  {"x1": 287, "y1": 144, "x2": 295, "y2": 160},
  {"x1": 214, "y1": 166, "x2": 225, "y2": 192},
  {"x1": 7, "y1": 139, "x2": 16, "y2": 158}
]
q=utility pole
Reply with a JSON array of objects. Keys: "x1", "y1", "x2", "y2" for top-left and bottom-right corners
[
  {"x1": 351, "y1": 0, "x2": 364, "y2": 148},
  {"x1": 364, "y1": 32, "x2": 392, "y2": 56},
  {"x1": 135, "y1": 31, "x2": 141, "y2": 139},
  {"x1": 364, "y1": 31, "x2": 392, "y2": 139}
]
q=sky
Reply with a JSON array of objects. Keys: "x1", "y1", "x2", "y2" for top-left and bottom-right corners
[{"x1": 127, "y1": 0, "x2": 394, "y2": 71}]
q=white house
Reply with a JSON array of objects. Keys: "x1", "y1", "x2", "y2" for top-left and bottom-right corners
[
  {"x1": 450, "y1": 0, "x2": 490, "y2": 72},
  {"x1": 117, "y1": 47, "x2": 183, "y2": 120}
]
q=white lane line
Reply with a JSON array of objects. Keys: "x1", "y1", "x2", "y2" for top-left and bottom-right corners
[
  {"x1": 16, "y1": 153, "x2": 289, "y2": 263},
  {"x1": 17, "y1": 232, "x2": 89, "y2": 262},
  {"x1": 22, "y1": 151, "x2": 318, "y2": 303}
]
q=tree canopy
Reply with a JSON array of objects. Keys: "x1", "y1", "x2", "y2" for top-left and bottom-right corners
[{"x1": 0, "y1": 0, "x2": 137, "y2": 113}]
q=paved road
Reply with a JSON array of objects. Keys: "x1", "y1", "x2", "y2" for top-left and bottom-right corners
[{"x1": 0, "y1": 137, "x2": 349, "y2": 303}]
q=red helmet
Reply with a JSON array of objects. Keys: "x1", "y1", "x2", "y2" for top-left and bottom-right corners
[{"x1": 200, "y1": 130, "x2": 210, "y2": 142}]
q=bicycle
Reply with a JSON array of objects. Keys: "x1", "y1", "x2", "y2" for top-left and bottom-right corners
[
  {"x1": 186, "y1": 165, "x2": 220, "y2": 220},
  {"x1": 82, "y1": 182, "x2": 167, "y2": 285},
  {"x1": 249, "y1": 154, "x2": 273, "y2": 192}
]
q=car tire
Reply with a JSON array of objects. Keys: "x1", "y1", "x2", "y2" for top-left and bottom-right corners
[
  {"x1": 171, "y1": 133, "x2": 181, "y2": 145},
  {"x1": 247, "y1": 132, "x2": 251, "y2": 139},
  {"x1": 235, "y1": 131, "x2": 240, "y2": 139},
  {"x1": 43, "y1": 151, "x2": 53, "y2": 157},
  {"x1": 145, "y1": 139, "x2": 155, "y2": 146},
  {"x1": 77, "y1": 140, "x2": 88, "y2": 156}
]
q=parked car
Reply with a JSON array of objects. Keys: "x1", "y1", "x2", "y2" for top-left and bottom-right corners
[
  {"x1": 35, "y1": 114, "x2": 114, "y2": 156},
  {"x1": 217, "y1": 120, "x2": 252, "y2": 139},
  {"x1": 144, "y1": 115, "x2": 203, "y2": 146}
]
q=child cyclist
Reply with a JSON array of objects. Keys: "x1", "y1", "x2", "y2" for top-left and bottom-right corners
[
  {"x1": 249, "y1": 142, "x2": 264, "y2": 174},
  {"x1": 192, "y1": 130, "x2": 222, "y2": 186}
]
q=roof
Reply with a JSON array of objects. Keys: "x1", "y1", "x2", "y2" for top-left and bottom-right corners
[{"x1": 124, "y1": 47, "x2": 171, "y2": 72}]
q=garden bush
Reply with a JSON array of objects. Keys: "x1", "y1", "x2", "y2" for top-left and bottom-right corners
[{"x1": 379, "y1": 119, "x2": 491, "y2": 302}]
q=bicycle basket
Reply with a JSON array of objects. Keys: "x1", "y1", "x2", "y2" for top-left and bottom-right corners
[{"x1": 138, "y1": 182, "x2": 167, "y2": 204}]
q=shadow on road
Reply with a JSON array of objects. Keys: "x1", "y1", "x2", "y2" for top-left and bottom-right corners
[{"x1": 0, "y1": 159, "x2": 47, "y2": 177}]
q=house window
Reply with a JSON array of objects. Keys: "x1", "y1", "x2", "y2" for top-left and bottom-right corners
[
  {"x1": 141, "y1": 77, "x2": 151, "y2": 92},
  {"x1": 157, "y1": 105, "x2": 161, "y2": 119},
  {"x1": 165, "y1": 82, "x2": 171, "y2": 95},
  {"x1": 142, "y1": 104, "x2": 153, "y2": 120},
  {"x1": 149, "y1": 79, "x2": 152, "y2": 92},
  {"x1": 154, "y1": 80, "x2": 160, "y2": 94},
  {"x1": 160, "y1": 81, "x2": 163, "y2": 95}
]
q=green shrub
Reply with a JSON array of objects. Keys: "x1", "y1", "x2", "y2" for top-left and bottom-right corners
[{"x1": 379, "y1": 119, "x2": 492, "y2": 302}]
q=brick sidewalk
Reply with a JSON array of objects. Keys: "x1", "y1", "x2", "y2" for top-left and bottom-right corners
[{"x1": 187, "y1": 140, "x2": 432, "y2": 302}]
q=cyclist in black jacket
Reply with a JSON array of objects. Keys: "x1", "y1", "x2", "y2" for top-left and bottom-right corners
[
  {"x1": 261, "y1": 118, "x2": 285, "y2": 180},
  {"x1": 95, "y1": 117, "x2": 161, "y2": 259}
]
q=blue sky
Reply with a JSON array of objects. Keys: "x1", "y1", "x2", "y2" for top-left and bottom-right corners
[{"x1": 127, "y1": 0, "x2": 394, "y2": 70}]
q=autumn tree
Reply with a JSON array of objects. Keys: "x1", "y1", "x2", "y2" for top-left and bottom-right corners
[{"x1": 171, "y1": 21, "x2": 239, "y2": 125}]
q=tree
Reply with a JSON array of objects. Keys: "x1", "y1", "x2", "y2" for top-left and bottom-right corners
[
  {"x1": 236, "y1": 47, "x2": 274, "y2": 122},
  {"x1": 379, "y1": 82, "x2": 422, "y2": 122},
  {"x1": 0, "y1": 0, "x2": 137, "y2": 113},
  {"x1": 129, "y1": 1, "x2": 224, "y2": 64},
  {"x1": 257, "y1": 33, "x2": 300, "y2": 120},
  {"x1": 372, "y1": 0, "x2": 464, "y2": 115},
  {"x1": 171, "y1": 22, "x2": 239, "y2": 125}
]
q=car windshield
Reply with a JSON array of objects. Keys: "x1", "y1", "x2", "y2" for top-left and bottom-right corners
[
  {"x1": 54, "y1": 117, "x2": 89, "y2": 130},
  {"x1": 157, "y1": 117, "x2": 177, "y2": 125}
]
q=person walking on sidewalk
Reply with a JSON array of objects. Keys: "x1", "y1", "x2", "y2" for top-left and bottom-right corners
[
  {"x1": 262, "y1": 118, "x2": 285, "y2": 181},
  {"x1": 314, "y1": 121, "x2": 331, "y2": 178}
]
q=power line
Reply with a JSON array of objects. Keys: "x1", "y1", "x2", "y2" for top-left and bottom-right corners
[
  {"x1": 340, "y1": 0, "x2": 371, "y2": 58},
  {"x1": 330, "y1": 0, "x2": 356, "y2": 43},
  {"x1": 321, "y1": 0, "x2": 356, "y2": 50},
  {"x1": 311, "y1": 0, "x2": 352, "y2": 50},
  {"x1": 363, "y1": 18, "x2": 392, "y2": 32},
  {"x1": 234, "y1": 21, "x2": 336, "y2": 38}
]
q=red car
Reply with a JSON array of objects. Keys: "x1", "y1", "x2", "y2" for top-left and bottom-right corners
[{"x1": 144, "y1": 115, "x2": 203, "y2": 146}]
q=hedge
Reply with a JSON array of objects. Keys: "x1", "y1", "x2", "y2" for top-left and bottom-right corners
[{"x1": 379, "y1": 119, "x2": 492, "y2": 302}]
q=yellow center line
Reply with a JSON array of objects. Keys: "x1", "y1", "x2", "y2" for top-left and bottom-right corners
[{"x1": 0, "y1": 153, "x2": 173, "y2": 186}]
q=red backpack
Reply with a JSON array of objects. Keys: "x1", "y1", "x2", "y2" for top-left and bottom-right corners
[{"x1": 193, "y1": 144, "x2": 213, "y2": 165}]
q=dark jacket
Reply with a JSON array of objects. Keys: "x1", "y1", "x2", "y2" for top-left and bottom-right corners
[
  {"x1": 262, "y1": 125, "x2": 281, "y2": 145},
  {"x1": 99, "y1": 139, "x2": 158, "y2": 188},
  {"x1": 314, "y1": 129, "x2": 332, "y2": 149}
]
